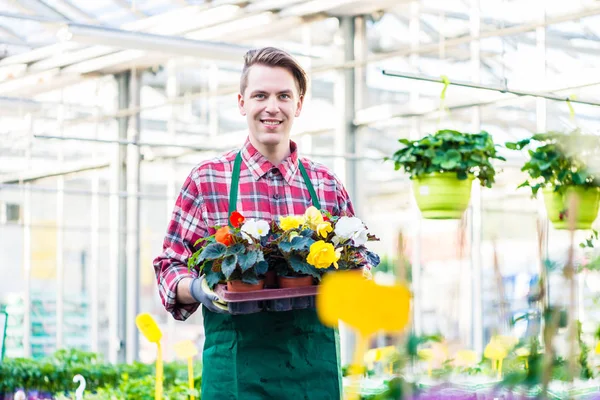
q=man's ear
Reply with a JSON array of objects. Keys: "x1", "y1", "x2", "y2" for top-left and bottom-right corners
[
  {"x1": 295, "y1": 94, "x2": 304, "y2": 117},
  {"x1": 237, "y1": 93, "x2": 246, "y2": 116}
]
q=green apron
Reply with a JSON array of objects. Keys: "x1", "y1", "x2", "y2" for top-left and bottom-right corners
[{"x1": 201, "y1": 152, "x2": 342, "y2": 400}]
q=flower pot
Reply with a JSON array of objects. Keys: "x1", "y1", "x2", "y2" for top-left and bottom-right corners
[
  {"x1": 227, "y1": 279, "x2": 265, "y2": 292},
  {"x1": 277, "y1": 275, "x2": 314, "y2": 288},
  {"x1": 543, "y1": 186, "x2": 600, "y2": 230},
  {"x1": 412, "y1": 172, "x2": 474, "y2": 219},
  {"x1": 264, "y1": 270, "x2": 277, "y2": 288}
]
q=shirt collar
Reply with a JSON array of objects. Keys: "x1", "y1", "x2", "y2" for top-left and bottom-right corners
[{"x1": 240, "y1": 138, "x2": 299, "y2": 185}]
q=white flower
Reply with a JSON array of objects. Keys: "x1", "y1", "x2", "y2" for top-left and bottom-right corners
[
  {"x1": 353, "y1": 228, "x2": 369, "y2": 246},
  {"x1": 241, "y1": 219, "x2": 270, "y2": 240},
  {"x1": 334, "y1": 216, "x2": 369, "y2": 246}
]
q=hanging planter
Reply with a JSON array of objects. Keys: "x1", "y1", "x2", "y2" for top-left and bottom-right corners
[
  {"x1": 542, "y1": 186, "x2": 600, "y2": 230},
  {"x1": 413, "y1": 172, "x2": 475, "y2": 219},
  {"x1": 388, "y1": 129, "x2": 505, "y2": 220},
  {"x1": 507, "y1": 131, "x2": 600, "y2": 231}
]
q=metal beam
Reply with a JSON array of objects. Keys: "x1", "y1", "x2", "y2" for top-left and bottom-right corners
[
  {"x1": 46, "y1": 5, "x2": 600, "y2": 127},
  {"x1": 380, "y1": 70, "x2": 600, "y2": 107}
]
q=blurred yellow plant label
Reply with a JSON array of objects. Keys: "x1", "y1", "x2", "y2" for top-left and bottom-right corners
[
  {"x1": 136, "y1": 313, "x2": 162, "y2": 344},
  {"x1": 455, "y1": 350, "x2": 477, "y2": 366},
  {"x1": 316, "y1": 271, "x2": 411, "y2": 336},
  {"x1": 484, "y1": 342, "x2": 508, "y2": 360},
  {"x1": 174, "y1": 340, "x2": 198, "y2": 359}
]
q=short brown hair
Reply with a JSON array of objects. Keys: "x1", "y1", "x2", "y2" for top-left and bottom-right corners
[{"x1": 240, "y1": 47, "x2": 308, "y2": 97}]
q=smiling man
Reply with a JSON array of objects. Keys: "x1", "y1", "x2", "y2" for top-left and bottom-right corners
[{"x1": 154, "y1": 47, "x2": 360, "y2": 399}]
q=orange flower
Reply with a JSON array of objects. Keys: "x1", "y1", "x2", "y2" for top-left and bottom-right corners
[
  {"x1": 215, "y1": 226, "x2": 234, "y2": 246},
  {"x1": 229, "y1": 211, "x2": 245, "y2": 228}
]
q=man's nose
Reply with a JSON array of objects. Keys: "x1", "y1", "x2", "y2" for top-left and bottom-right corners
[{"x1": 265, "y1": 96, "x2": 279, "y2": 113}]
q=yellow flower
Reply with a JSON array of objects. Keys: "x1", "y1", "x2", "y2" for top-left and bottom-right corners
[
  {"x1": 596, "y1": 342, "x2": 600, "y2": 355},
  {"x1": 304, "y1": 206, "x2": 324, "y2": 230},
  {"x1": 279, "y1": 215, "x2": 305, "y2": 231},
  {"x1": 316, "y1": 221, "x2": 332, "y2": 238},
  {"x1": 307, "y1": 240, "x2": 340, "y2": 269}
]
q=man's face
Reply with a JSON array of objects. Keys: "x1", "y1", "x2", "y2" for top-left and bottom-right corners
[{"x1": 238, "y1": 65, "x2": 303, "y2": 149}]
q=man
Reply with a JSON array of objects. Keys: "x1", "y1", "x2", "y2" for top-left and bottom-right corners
[{"x1": 154, "y1": 47, "x2": 361, "y2": 399}]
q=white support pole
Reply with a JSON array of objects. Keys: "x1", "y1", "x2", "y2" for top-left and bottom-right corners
[
  {"x1": 22, "y1": 183, "x2": 32, "y2": 358},
  {"x1": 89, "y1": 81, "x2": 101, "y2": 353},
  {"x1": 56, "y1": 94, "x2": 65, "y2": 351},
  {"x1": 469, "y1": 0, "x2": 484, "y2": 356},
  {"x1": 126, "y1": 68, "x2": 141, "y2": 363},
  {"x1": 23, "y1": 112, "x2": 33, "y2": 358},
  {"x1": 536, "y1": 0, "x2": 550, "y2": 314},
  {"x1": 408, "y1": 1, "x2": 423, "y2": 337},
  {"x1": 165, "y1": 60, "x2": 178, "y2": 360}
]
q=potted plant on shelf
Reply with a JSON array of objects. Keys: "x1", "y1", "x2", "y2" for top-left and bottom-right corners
[
  {"x1": 188, "y1": 211, "x2": 269, "y2": 292},
  {"x1": 506, "y1": 131, "x2": 600, "y2": 230},
  {"x1": 266, "y1": 206, "x2": 380, "y2": 288},
  {"x1": 388, "y1": 129, "x2": 506, "y2": 219}
]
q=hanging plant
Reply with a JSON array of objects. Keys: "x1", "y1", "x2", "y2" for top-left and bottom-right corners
[
  {"x1": 388, "y1": 129, "x2": 505, "y2": 219},
  {"x1": 506, "y1": 131, "x2": 600, "y2": 230}
]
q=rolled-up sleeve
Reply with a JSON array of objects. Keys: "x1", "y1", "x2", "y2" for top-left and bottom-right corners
[{"x1": 153, "y1": 172, "x2": 207, "y2": 321}]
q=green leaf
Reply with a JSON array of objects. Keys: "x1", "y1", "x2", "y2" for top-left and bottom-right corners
[
  {"x1": 289, "y1": 255, "x2": 320, "y2": 278},
  {"x1": 199, "y1": 243, "x2": 227, "y2": 261},
  {"x1": 204, "y1": 267, "x2": 223, "y2": 289},
  {"x1": 238, "y1": 250, "x2": 258, "y2": 272},
  {"x1": 226, "y1": 243, "x2": 245, "y2": 255},
  {"x1": 221, "y1": 254, "x2": 237, "y2": 279},
  {"x1": 255, "y1": 260, "x2": 269, "y2": 275},
  {"x1": 241, "y1": 270, "x2": 259, "y2": 285},
  {"x1": 290, "y1": 235, "x2": 315, "y2": 251},
  {"x1": 278, "y1": 240, "x2": 293, "y2": 253}
]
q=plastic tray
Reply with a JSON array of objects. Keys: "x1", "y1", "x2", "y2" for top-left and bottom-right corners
[{"x1": 214, "y1": 285, "x2": 318, "y2": 315}]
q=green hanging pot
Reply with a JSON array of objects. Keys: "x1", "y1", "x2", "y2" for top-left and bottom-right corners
[
  {"x1": 412, "y1": 172, "x2": 474, "y2": 219},
  {"x1": 542, "y1": 186, "x2": 600, "y2": 230}
]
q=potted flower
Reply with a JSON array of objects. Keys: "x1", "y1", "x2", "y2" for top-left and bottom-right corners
[
  {"x1": 266, "y1": 207, "x2": 380, "y2": 288},
  {"x1": 506, "y1": 131, "x2": 600, "y2": 230},
  {"x1": 188, "y1": 211, "x2": 269, "y2": 292},
  {"x1": 388, "y1": 129, "x2": 505, "y2": 219}
]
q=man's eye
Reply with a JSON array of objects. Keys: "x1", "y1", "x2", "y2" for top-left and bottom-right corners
[
  {"x1": 280, "y1": 94, "x2": 290, "y2": 99},
  {"x1": 254, "y1": 94, "x2": 265, "y2": 99}
]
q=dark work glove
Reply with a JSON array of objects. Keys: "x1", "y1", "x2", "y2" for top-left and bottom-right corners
[{"x1": 189, "y1": 275, "x2": 229, "y2": 314}]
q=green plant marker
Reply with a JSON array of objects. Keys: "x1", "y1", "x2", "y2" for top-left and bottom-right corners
[{"x1": 136, "y1": 313, "x2": 163, "y2": 400}]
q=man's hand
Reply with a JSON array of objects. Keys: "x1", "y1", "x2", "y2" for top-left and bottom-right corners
[{"x1": 189, "y1": 276, "x2": 229, "y2": 314}]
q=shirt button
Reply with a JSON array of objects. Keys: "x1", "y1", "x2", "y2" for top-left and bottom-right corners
[{"x1": 273, "y1": 193, "x2": 280, "y2": 200}]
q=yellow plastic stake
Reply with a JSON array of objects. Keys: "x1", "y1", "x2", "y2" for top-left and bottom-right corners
[
  {"x1": 484, "y1": 341, "x2": 508, "y2": 379},
  {"x1": 417, "y1": 348, "x2": 434, "y2": 377},
  {"x1": 317, "y1": 271, "x2": 411, "y2": 400},
  {"x1": 515, "y1": 347, "x2": 530, "y2": 370},
  {"x1": 174, "y1": 340, "x2": 199, "y2": 400},
  {"x1": 136, "y1": 313, "x2": 163, "y2": 400}
]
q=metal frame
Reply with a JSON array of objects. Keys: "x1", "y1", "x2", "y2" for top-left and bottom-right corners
[{"x1": 380, "y1": 70, "x2": 600, "y2": 108}]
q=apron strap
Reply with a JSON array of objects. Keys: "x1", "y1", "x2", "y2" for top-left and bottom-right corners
[
  {"x1": 228, "y1": 152, "x2": 243, "y2": 227},
  {"x1": 298, "y1": 160, "x2": 321, "y2": 210},
  {"x1": 228, "y1": 151, "x2": 321, "y2": 226}
]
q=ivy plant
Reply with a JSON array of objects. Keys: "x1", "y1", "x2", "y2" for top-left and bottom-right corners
[
  {"x1": 388, "y1": 129, "x2": 505, "y2": 187},
  {"x1": 506, "y1": 131, "x2": 600, "y2": 196}
]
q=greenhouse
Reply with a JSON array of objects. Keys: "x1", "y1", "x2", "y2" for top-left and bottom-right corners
[{"x1": 1, "y1": 0, "x2": 600, "y2": 398}]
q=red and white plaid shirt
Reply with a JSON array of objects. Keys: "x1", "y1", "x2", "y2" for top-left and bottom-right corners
[{"x1": 153, "y1": 139, "x2": 356, "y2": 321}]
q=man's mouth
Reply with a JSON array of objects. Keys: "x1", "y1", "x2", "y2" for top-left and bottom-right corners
[{"x1": 261, "y1": 119, "x2": 282, "y2": 126}]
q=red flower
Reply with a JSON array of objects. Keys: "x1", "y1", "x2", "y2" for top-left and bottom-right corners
[
  {"x1": 215, "y1": 226, "x2": 234, "y2": 246},
  {"x1": 229, "y1": 211, "x2": 245, "y2": 228}
]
